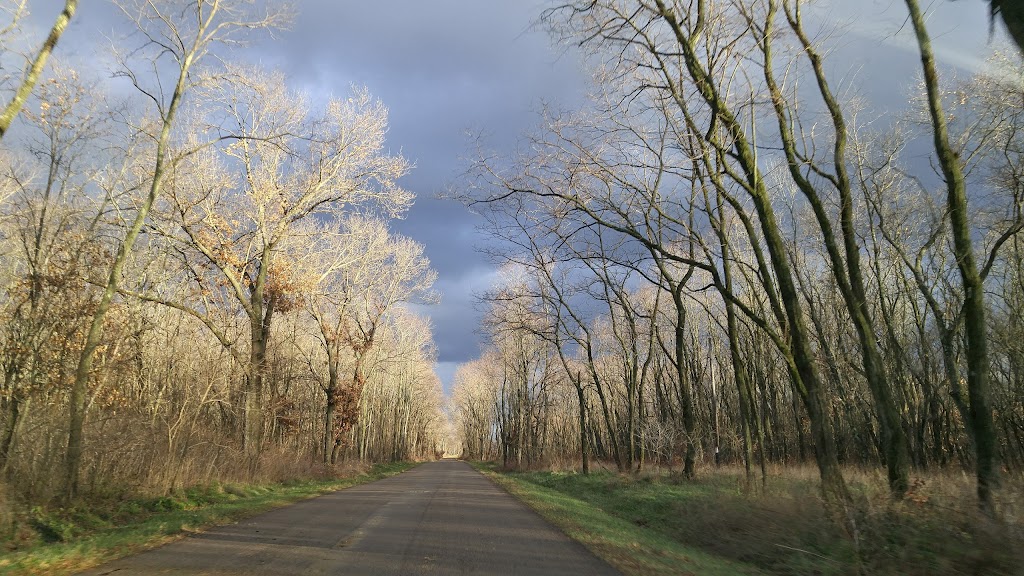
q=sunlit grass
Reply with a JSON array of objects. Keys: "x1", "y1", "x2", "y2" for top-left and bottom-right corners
[
  {"x1": 474, "y1": 462, "x2": 765, "y2": 576},
  {"x1": 476, "y1": 462, "x2": 1023, "y2": 576}
]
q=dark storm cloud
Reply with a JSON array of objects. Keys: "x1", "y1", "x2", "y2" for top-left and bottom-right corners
[
  {"x1": 422, "y1": 264, "x2": 500, "y2": 364},
  {"x1": 260, "y1": 1, "x2": 586, "y2": 369}
]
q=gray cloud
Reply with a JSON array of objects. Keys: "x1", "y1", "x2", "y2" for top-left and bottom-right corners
[{"x1": 263, "y1": 1, "x2": 586, "y2": 373}]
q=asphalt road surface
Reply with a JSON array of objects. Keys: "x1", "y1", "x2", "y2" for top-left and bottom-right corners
[{"x1": 79, "y1": 460, "x2": 621, "y2": 575}]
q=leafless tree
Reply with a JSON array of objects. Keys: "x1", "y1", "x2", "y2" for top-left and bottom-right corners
[{"x1": 64, "y1": 0, "x2": 291, "y2": 497}]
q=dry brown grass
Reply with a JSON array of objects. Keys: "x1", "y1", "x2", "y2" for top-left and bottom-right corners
[
  {"x1": 675, "y1": 464, "x2": 1024, "y2": 575},
  {"x1": 501, "y1": 459, "x2": 1024, "y2": 575}
]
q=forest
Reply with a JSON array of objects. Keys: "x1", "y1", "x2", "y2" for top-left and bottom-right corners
[
  {"x1": 452, "y1": 0, "x2": 1024, "y2": 527},
  {"x1": 0, "y1": 0, "x2": 447, "y2": 509},
  {"x1": 2, "y1": 0, "x2": 1024, "y2": 571}
]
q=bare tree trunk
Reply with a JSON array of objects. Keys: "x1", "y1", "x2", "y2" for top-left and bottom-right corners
[
  {"x1": 0, "y1": 390, "x2": 22, "y2": 475},
  {"x1": 590, "y1": 362, "x2": 625, "y2": 472},
  {"x1": 644, "y1": 0, "x2": 851, "y2": 506},
  {"x1": 671, "y1": 291, "x2": 697, "y2": 479},
  {"x1": 65, "y1": 69, "x2": 185, "y2": 497},
  {"x1": 0, "y1": 1, "x2": 77, "y2": 139},
  {"x1": 323, "y1": 363, "x2": 338, "y2": 464},
  {"x1": 760, "y1": 0, "x2": 910, "y2": 497},
  {"x1": 575, "y1": 376, "x2": 589, "y2": 475},
  {"x1": 243, "y1": 291, "x2": 274, "y2": 473},
  {"x1": 906, "y1": 0, "x2": 999, "y2": 514},
  {"x1": 62, "y1": 0, "x2": 235, "y2": 501},
  {"x1": 715, "y1": 194, "x2": 755, "y2": 485}
]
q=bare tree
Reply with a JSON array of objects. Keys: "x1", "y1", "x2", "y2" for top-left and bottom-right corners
[
  {"x1": 354, "y1": 309, "x2": 441, "y2": 462},
  {"x1": 146, "y1": 66, "x2": 410, "y2": 469},
  {"x1": 452, "y1": 356, "x2": 501, "y2": 461},
  {"x1": 64, "y1": 0, "x2": 290, "y2": 498},
  {"x1": 0, "y1": 67, "x2": 105, "y2": 475},
  {"x1": 905, "y1": 0, "x2": 1008, "y2": 514},
  {"x1": 305, "y1": 216, "x2": 435, "y2": 464}
]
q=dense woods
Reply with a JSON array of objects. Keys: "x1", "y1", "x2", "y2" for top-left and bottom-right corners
[
  {"x1": 0, "y1": 0, "x2": 446, "y2": 506},
  {"x1": 454, "y1": 0, "x2": 1024, "y2": 520},
  {"x1": 2, "y1": 2, "x2": 1023, "y2": 565}
]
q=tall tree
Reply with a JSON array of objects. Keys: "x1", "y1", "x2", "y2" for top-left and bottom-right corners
[
  {"x1": 151, "y1": 68, "x2": 410, "y2": 468},
  {"x1": 64, "y1": 0, "x2": 290, "y2": 498},
  {"x1": 905, "y1": 0, "x2": 1000, "y2": 513},
  {"x1": 307, "y1": 217, "x2": 435, "y2": 464}
]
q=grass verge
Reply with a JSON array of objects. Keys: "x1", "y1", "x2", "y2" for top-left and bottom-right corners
[
  {"x1": 473, "y1": 462, "x2": 764, "y2": 576},
  {"x1": 475, "y1": 463, "x2": 1022, "y2": 576},
  {"x1": 0, "y1": 461, "x2": 416, "y2": 575}
]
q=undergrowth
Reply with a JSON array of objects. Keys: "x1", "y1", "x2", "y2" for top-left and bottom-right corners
[
  {"x1": 0, "y1": 461, "x2": 416, "y2": 575},
  {"x1": 480, "y1": 462, "x2": 1023, "y2": 576}
]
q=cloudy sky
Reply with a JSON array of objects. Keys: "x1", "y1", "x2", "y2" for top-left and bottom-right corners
[
  {"x1": 264, "y1": 2, "x2": 588, "y2": 389},
  {"x1": 18, "y1": 0, "x2": 1002, "y2": 391}
]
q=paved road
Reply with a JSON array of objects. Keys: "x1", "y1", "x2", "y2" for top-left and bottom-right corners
[{"x1": 80, "y1": 460, "x2": 620, "y2": 575}]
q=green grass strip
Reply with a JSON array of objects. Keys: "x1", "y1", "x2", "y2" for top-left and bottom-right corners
[
  {"x1": 472, "y1": 463, "x2": 764, "y2": 576},
  {"x1": 0, "y1": 462, "x2": 417, "y2": 576}
]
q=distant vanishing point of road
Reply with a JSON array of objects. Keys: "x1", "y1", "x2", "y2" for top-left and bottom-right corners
[{"x1": 79, "y1": 460, "x2": 620, "y2": 575}]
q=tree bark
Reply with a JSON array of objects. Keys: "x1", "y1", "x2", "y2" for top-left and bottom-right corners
[
  {"x1": 760, "y1": 0, "x2": 910, "y2": 497},
  {"x1": 905, "y1": 0, "x2": 999, "y2": 514},
  {"x1": 323, "y1": 368, "x2": 338, "y2": 465},
  {"x1": 575, "y1": 380, "x2": 589, "y2": 475},
  {"x1": 0, "y1": 1, "x2": 78, "y2": 139},
  {"x1": 672, "y1": 290, "x2": 697, "y2": 479}
]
